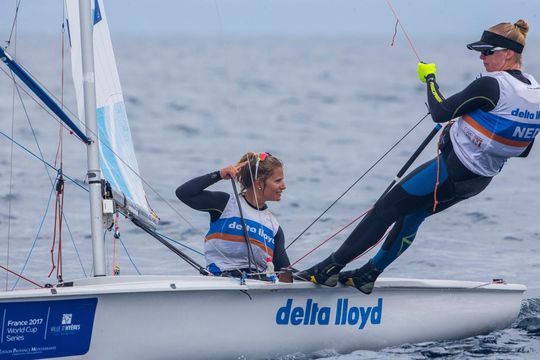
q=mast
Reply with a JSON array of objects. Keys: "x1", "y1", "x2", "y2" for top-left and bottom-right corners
[{"x1": 79, "y1": 0, "x2": 106, "y2": 276}]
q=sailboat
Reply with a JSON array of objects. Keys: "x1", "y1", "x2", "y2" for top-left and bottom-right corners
[{"x1": 0, "y1": 1, "x2": 526, "y2": 359}]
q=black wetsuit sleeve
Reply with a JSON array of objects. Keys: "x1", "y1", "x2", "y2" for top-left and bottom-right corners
[
  {"x1": 426, "y1": 76, "x2": 500, "y2": 123},
  {"x1": 272, "y1": 227, "x2": 291, "y2": 271},
  {"x1": 175, "y1": 171, "x2": 230, "y2": 222}
]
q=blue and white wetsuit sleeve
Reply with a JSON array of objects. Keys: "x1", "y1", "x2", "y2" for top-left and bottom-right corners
[{"x1": 175, "y1": 171, "x2": 230, "y2": 222}]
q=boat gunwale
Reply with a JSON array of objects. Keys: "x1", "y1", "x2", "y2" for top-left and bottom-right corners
[{"x1": 0, "y1": 275, "x2": 526, "y2": 300}]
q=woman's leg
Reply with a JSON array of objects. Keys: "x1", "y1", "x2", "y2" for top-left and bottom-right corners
[{"x1": 297, "y1": 155, "x2": 450, "y2": 285}]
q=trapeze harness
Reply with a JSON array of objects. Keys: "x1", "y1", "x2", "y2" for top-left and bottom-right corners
[
  {"x1": 176, "y1": 171, "x2": 290, "y2": 276},
  {"x1": 332, "y1": 70, "x2": 540, "y2": 270}
]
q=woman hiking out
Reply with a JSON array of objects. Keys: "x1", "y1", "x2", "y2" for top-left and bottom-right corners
[{"x1": 297, "y1": 20, "x2": 540, "y2": 294}]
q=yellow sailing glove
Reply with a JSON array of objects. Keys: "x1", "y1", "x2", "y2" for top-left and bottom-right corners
[{"x1": 417, "y1": 62, "x2": 437, "y2": 83}]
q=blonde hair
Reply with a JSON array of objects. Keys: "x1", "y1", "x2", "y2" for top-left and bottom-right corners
[
  {"x1": 489, "y1": 19, "x2": 529, "y2": 65},
  {"x1": 236, "y1": 152, "x2": 283, "y2": 192}
]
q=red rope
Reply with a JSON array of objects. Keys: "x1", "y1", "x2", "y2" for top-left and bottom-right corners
[
  {"x1": 352, "y1": 225, "x2": 393, "y2": 261},
  {"x1": 288, "y1": 207, "x2": 373, "y2": 268},
  {"x1": 0, "y1": 265, "x2": 44, "y2": 288},
  {"x1": 48, "y1": 188, "x2": 59, "y2": 278},
  {"x1": 56, "y1": 184, "x2": 64, "y2": 280},
  {"x1": 384, "y1": 0, "x2": 422, "y2": 62}
]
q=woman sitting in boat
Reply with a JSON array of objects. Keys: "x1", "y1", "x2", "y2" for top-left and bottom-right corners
[
  {"x1": 297, "y1": 19, "x2": 540, "y2": 293},
  {"x1": 176, "y1": 152, "x2": 290, "y2": 279}
]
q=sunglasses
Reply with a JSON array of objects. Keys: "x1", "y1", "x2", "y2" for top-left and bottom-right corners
[
  {"x1": 257, "y1": 152, "x2": 272, "y2": 161},
  {"x1": 254, "y1": 152, "x2": 273, "y2": 179},
  {"x1": 480, "y1": 47, "x2": 507, "y2": 56}
]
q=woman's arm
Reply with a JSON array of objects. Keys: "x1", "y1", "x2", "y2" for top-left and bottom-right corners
[
  {"x1": 272, "y1": 227, "x2": 291, "y2": 271},
  {"x1": 426, "y1": 75, "x2": 500, "y2": 123},
  {"x1": 175, "y1": 171, "x2": 230, "y2": 222}
]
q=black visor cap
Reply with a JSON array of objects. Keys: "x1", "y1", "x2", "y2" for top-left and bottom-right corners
[{"x1": 467, "y1": 31, "x2": 524, "y2": 54}]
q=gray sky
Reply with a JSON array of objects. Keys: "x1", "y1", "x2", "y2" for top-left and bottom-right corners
[{"x1": 1, "y1": 0, "x2": 539, "y2": 38}]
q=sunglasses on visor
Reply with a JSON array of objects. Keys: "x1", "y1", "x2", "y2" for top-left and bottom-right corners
[{"x1": 480, "y1": 47, "x2": 507, "y2": 56}]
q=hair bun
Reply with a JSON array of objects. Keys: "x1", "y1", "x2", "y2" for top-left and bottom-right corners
[{"x1": 514, "y1": 19, "x2": 529, "y2": 35}]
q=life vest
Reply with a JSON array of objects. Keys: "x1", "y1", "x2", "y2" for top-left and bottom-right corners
[
  {"x1": 204, "y1": 194, "x2": 279, "y2": 274},
  {"x1": 450, "y1": 71, "x2": 540, "y2": 176}
]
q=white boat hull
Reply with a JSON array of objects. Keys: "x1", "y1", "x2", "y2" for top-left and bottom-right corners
[{"x1": 0, "y1": 276, "x2": 525, "y2": 359}]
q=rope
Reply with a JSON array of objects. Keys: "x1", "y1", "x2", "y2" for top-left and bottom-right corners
[
  {"x1": 154, "y1": 231, "x2": 204, "y2": 256},
  {"x1": 4, "y1": 19, "x2": 86, "y2": 284},
  {"x1": 113, "y1": 213, "x2": 120, "y2": 275},
  {"x1": 1, "y1": 56, "x2": 211, "y2": 251},
  {"x1": 288, "y1": 207, "x2": 372, "y2": 269},
  {"x1": 0, "y1": 265, "x2": 43, "y2": 289},
  {"x1": 384, "y1": 0, "x2": 422, "y2": 62},
  {"x1": 286, "y1": 112, "x2": 429, "y2": 251}
]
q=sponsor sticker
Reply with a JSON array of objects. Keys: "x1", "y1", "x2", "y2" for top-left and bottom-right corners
[
  {"x1": 0, "y1": 298, "x2": 97, "y2": 359},
  {"x1": 276, "y1": 298, "x2": 383, "y2": 330}
]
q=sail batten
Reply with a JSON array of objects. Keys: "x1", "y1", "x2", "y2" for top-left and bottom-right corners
[{"x1": 66, "y1": 0, "x2": 158, "y2": 227}]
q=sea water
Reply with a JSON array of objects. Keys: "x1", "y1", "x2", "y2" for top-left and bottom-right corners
[{"x1": 1, "y1": 35, "x2": 540, "y2": 359}]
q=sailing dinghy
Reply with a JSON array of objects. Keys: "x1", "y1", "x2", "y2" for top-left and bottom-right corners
[{"x1": 0, "y1": 1, "x2": 526, "y2": 359}]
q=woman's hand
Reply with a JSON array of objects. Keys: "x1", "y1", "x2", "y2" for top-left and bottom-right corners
[
  {"x1": 219, "y1": 161, "x2": 248, "y2": 180},
  {"x1": 418, "y1": 62, "x2": 437, "y2": 83}
]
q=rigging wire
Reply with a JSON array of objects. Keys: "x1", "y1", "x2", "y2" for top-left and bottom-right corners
[
  {"x1": 5, "y1": 1, "x2": 20, "y2": 291},
  {"x1": 0, "y1": 0, "x2": 434, "y2": 277},
  {"x1": 4, "y1": 15, "x2": 86, "y2": 289},
  {"x1": 11, "y1": 181, "x2": 56, "y2": 289},
  {"x1": 285, "y1": 112, "x2": 430, "y2": 251},
  {"x1": 154, "y1": 231, "x2": 204, "y2": 256},
  {"x1": 1, "y1": 39, "x2": 208, "y2": 245},
  {"x1": 0, "y1": 130, "x2": 88, "y2": 192},
  {"x1": 0, "y1": 68, "x2": 84, "y2": 142},
  {"x1": 284, "y1": 0, "x2": 428, "y2": 257},
  {"x1": 49, "y1": 6, "x2": 68, "y2": 284},
  {"x1": 0, "y1": 2, "x2": 211, "y2": 279},
  {"x1": 0, "y1": 128, "x2": 204, "y2": 262},
  {"x1": 0, "y1": 41, "x2": 203, "y2": 241},
  {"x1": 5, "y1": 0, "x2": 22, "y2": 47}
]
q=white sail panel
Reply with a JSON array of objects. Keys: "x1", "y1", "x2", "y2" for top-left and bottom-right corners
[{"x1": 66, "y1": 0, "x2": 157, "y2": 225}]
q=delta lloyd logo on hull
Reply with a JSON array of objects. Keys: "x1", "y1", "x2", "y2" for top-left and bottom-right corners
[{"x1": 276, "y1": 298, "x2": 383, "y2": 330}]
